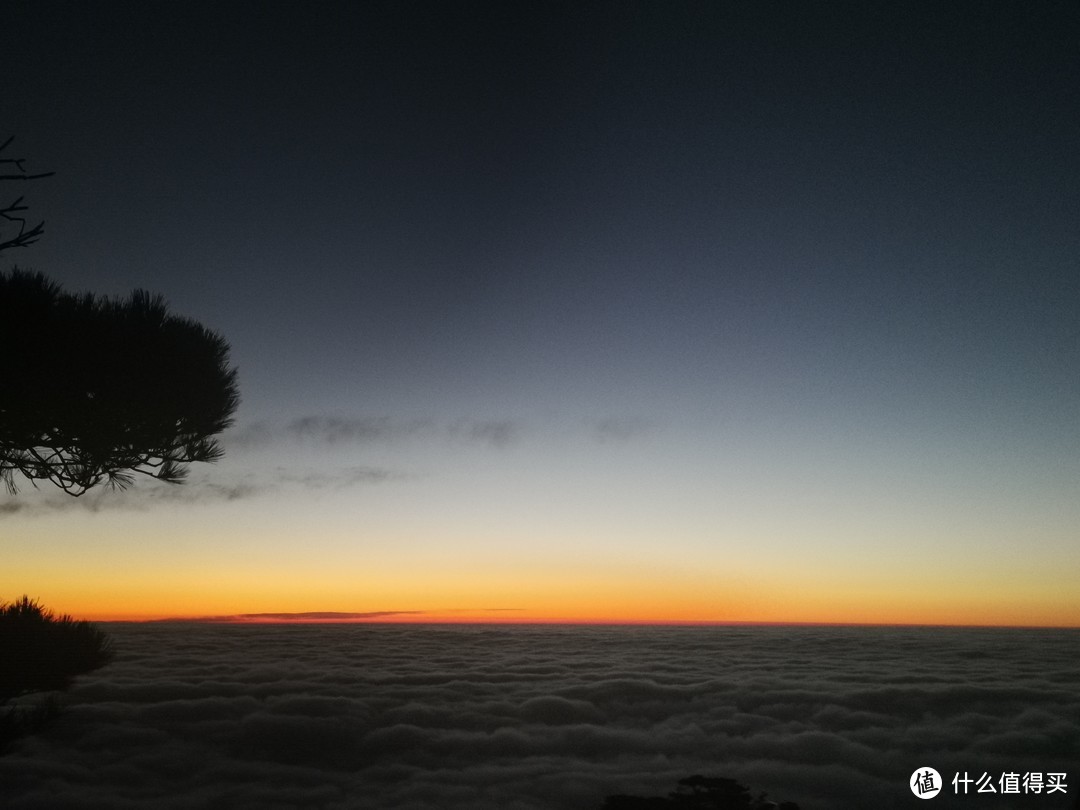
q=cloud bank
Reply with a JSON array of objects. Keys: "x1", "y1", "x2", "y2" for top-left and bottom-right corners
[{"x1": 1, "y1": 625, "x2": 1076, "y2": 809}]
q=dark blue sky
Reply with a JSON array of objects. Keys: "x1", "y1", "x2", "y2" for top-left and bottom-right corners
[{"x1": 4, "y1": 1, "x2": 1079, "y2": 624}]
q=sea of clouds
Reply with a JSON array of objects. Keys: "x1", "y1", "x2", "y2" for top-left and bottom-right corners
[{"x1": 2, "y1": 624, "x2": 1077, "y2": 809}]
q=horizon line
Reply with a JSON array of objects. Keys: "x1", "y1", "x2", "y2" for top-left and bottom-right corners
[{"x1": 95, "y1": 615, "x2": 1080, "y2": 630}]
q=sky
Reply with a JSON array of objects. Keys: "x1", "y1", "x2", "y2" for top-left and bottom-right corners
[{"x1": 2, "y1": 0, "x2": 1078, "y2": 625}]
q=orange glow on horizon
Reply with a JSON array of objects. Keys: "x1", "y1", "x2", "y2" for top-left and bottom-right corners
[{"x1": 8, "y1": 532, "x2": 1078, "y2": 629}]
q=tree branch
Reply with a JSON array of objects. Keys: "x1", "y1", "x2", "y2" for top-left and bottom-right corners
[{"x1": 0, "y1": 137, "x2": 53, "y2": 253}]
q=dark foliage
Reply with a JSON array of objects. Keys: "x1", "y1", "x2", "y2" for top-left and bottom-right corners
[
  {"x1": 0, "y1": 596, "x2": 113, "y2": 701},
  {"x1": 0, "y1": 269, "x2": 240, "y2": 495},
  {"x1": 602, "y1": 775, "x2": 800, "y2": 810},
  {"x1": 0, "y1": 596, "x2": 114, "y2": 751},
  {"x1": 604, "y1": 796, "x2": 678, "y2": 810}
]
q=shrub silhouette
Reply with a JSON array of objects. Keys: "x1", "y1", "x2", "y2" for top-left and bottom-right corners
[
  {"x1": 0, "y1": 596, "x2": 114, "y2": 750},
  {"x1": 602, "y1": 775, "x2": 800, "y2": 810}
]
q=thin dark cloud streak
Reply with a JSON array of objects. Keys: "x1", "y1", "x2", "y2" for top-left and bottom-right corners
[
  {"x1": 150, "y1": 609, "x2": 526, "y2": 623},
  {"x1": 287, "y1": 415, "x2": 431, "y2": 445},
  {"x1": 153, "y1": 611, "x2": 431, "y2": 623},
  {"x1": 587, "y1": 417, "x2": 655, "y2": 444},
  {"x1": 226, "y1": 415, "x2": 656, "y2": 452},
  {"x1": 226, "y1": 416, "x2": 521, "y2": 450},
  {"x1": 273, "y1": 466, "x2": 403, "y2": 489},
  {"x1": 449, "y1": 418, "x2": 520, "y2": 448}
]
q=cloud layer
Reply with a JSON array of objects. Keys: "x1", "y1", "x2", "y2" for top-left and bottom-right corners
[{"x1": 2, "y1": 625, "x2": 1077, "y2": 809}]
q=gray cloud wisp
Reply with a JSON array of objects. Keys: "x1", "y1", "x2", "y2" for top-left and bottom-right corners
[{"x1": 227, "y1": 416, "x2": 522, "y2": 450}]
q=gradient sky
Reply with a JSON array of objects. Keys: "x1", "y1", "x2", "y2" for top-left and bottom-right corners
[{"x1": 3, "y1": 1, "x2": 1078, "y2": 625}]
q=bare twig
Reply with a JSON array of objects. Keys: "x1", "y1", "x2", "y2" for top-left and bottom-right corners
[{"x1": 0, "y1": 136, "x2": 54, "y2": 254}]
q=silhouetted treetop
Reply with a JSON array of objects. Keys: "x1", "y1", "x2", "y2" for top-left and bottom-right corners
[{"x1": 0, "y1": 269, "x2": 240, "y2": 496}]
